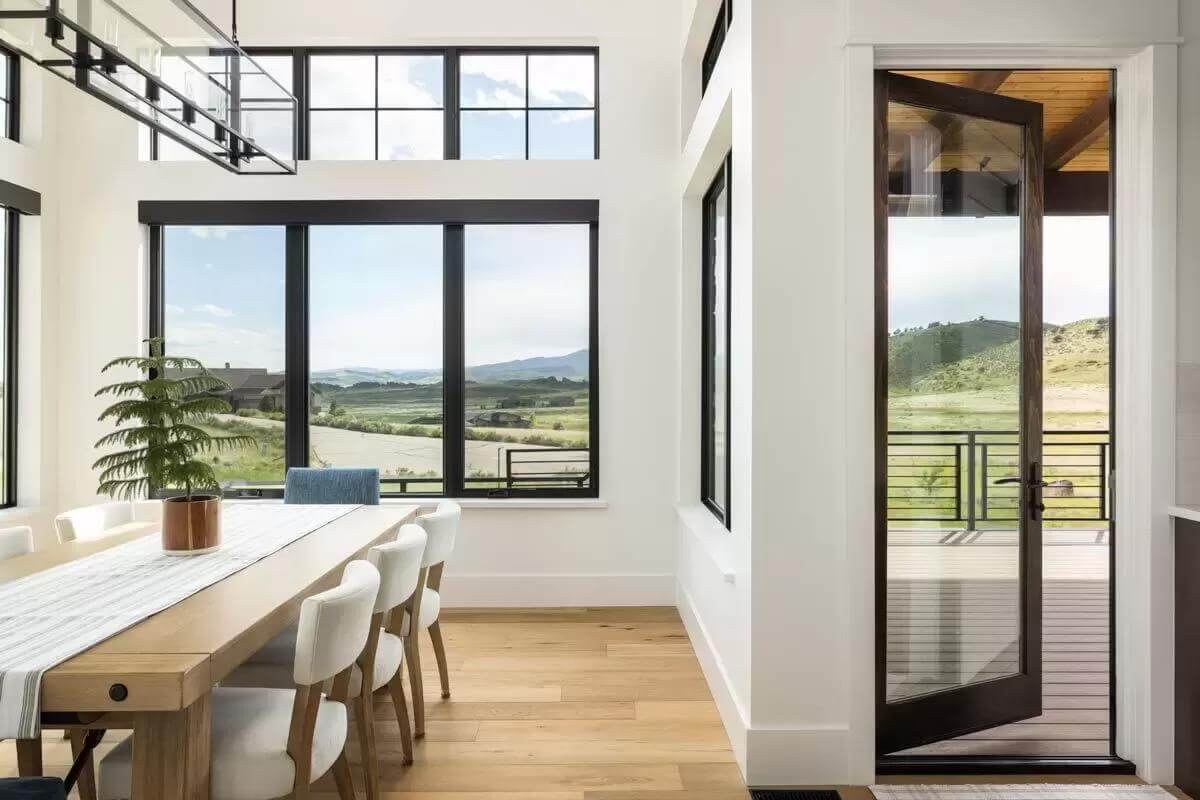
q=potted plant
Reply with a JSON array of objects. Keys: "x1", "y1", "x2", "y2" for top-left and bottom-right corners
[{"x1": 93, "y1": 338, "x2": 257, "y2": 555}]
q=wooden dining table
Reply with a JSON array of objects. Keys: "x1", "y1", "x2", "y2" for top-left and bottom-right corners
[{"x1": 0, "y1": 503, "x2": 418, "y2": 800}]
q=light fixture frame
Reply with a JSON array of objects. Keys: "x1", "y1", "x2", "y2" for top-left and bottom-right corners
[{"x1": 0, "y1": 0, "x2": 298, "y2": 174}]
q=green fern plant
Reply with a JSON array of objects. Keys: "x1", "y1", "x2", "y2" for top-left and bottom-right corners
[{"x1": 93, "y1": 338, "x2": 258, "y2": 500}]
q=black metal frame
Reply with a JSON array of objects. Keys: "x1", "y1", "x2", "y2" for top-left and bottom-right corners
[
  {"x1": 0, "y1": 3, "x2": 297, "y2": 173},
  {"x1": 143, "y1": 199, "x2": 599, "y2": 500},
  {"x1": 151, "y1": 46, "x2": 598, "y2": 162},
  {"x1": 0, "y1": 43, "x2": 19, "y2": 142},
  {"x1": 1, "y1": 208, "x2": 17, "y2": 509},
  {"x1": 700, "y1": 0, "x2": 733, "y2": 93},
  {"x1": 701, "y1": 154, "x2": 731, "y2": 528}
]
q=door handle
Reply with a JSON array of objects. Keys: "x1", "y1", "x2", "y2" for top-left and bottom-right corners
[{"x1": 993, "y1": 463, "x2": 1047, "y2": 519}]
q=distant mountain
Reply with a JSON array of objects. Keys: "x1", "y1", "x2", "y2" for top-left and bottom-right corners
[
  {"x1": 312, "y1": 349, "x2": 589, "y2": 387},
  {"x1": 888, "y1": 319, "x2": 1021, "y2": 389}
]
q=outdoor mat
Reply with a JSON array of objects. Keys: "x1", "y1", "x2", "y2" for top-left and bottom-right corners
[{"x1": 870, "y1": 786, "x2": 1172, "y2": 800}]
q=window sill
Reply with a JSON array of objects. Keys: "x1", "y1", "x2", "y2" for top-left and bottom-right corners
[
  {"x1": 225, "y1": 497, "x2": 608, "y2": 510},
  {"x1": 383, "y1": 497, "x2": 608, "y2": 510}
]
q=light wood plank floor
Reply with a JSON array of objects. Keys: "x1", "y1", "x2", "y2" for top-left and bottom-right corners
[{"x1": 0, "y1": 607, "x2": 749, "y2": 800}]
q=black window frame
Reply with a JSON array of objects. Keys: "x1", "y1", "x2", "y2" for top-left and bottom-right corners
[
  {"x1": 701, "y1": 0, "x2": 732, "y2": 94},
  {"x1": 149, "y1": 46, "x2": 599, "y2": 162},
  {"x1": 701, "y1": 155, "x2": 731, "y2": 527},
  {"x1": 0, "y1": 44, "x2": 19, "y2": 142},
  {"x1": 144, "y1": 199, "x2": 599, "y2": 501},
  {"x1": 0, "y1": 178, "x2": 35, "y2": 511}
]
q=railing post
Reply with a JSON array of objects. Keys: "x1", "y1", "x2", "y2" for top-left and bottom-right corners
[
  {"x1": 1099, "y1": 441, "x2": 1108, "y2": 521},
  {"x1": 979, "y1": 442, "x2": 989, "y2": 522},
  {"x1": 954, "y1": 443, "x2": 963, "y2": 523},
  {"x1": 966, "y1": 433, "x2": 976, "y2": 531}
]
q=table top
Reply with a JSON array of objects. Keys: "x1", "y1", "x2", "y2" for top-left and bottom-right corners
[{"x1": 0, "y1": 504, "x2": 418, "y2": 714}]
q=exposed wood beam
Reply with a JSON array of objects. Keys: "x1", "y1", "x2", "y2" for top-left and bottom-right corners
[
  {"x1": 961, "y1": 70, "x2": 1013, "y2": 94},
  {"x1": 1045, "y1": 93, "x2": 1110, "y2": 170}
]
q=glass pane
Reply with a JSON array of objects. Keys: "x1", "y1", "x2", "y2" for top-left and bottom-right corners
[
  {"x1": 460, "y1": 54, "x2": 525, "y2": 108},
  {"x1": 310, "y1": 54, "x2": 375, "y2": 108},
  {"x1": 884, "y1": 101, "x2": 1025, "y2": 703},
  {"x1": 379, "y1": 55, "x2": 444, "y2": 108},
  {"x1": 378, "y1": 110, "x2": 443, "y2": 160},
  {"x1": 309, "y1": 226, "x2": 443, "y2": 496},
  {"x1": 0, "y1": 102, "x2": 9, "y2": 140},
  {"x1": 241, "y1": 54, "x2": 293, "y2": 97},
  {"x1": 463, "y1": 225, "x2": 591, "y2": 492},
  {"x1": 309, "y1": 110, "x2": 374, "y2": 160},
  {"x1": 0, "y1": 55, "x2": 9, "y2": 101},
  {"x1": 529, "y1": 110, "x2": 594, "y2": 159},
  {"x1": 707, "y1": 176, "x2": 729, "y2": 515},
  {"x1": 243, "y1": 109, "x2": 294, "y2": 161},
  {"x1": 528, "y1": 54, "x2": 594, "y2": 108},
  {"x1": 163, "y1": 226, "x2": 287, "y2": 489},
  {"x1": 461, "y1": 110, "x2": 524, "y2": 159}
]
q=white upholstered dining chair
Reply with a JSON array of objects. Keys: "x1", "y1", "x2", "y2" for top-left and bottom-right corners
[
  {"x1": 97, "y1": 559, "x2": 381, "y2": 800},
  {"x1": 404, "y1": 500, "x2": 460, "y2": 737},
  {"x1": 0, "y1": 525, "x2": 33, "y2": 560},
  {"x1": 227, "y1": 524, "x2": 427, "y2": 795},
  {"x1": 54, "y1": 500, "x2": 161, "y2": 544}
]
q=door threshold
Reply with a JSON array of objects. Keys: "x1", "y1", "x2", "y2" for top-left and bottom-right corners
[{"x1": 876, "y1": 756, "x2": 1136, "y2": 776}]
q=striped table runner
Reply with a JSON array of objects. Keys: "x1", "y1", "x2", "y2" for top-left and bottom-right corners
[{"x1": 0, "y1": 503, "x2": 359, "y2": 739}]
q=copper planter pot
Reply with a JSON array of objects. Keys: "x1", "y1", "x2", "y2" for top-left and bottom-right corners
[{"x1": 161, "y1": 495, "x2": 222, "y2": 555}]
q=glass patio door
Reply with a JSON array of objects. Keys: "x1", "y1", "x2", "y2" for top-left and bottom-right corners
[{"x1": 875, "y1": 71, "x2": 1045, "y2": 755}]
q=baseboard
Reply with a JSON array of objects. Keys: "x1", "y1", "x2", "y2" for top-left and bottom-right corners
[
  {"x1": 745, "y1": 724, "x2": 852, "y2": 786},
  {"x1": 677, "y1": 580, "x2": 750, "y2": 775},
  {"x1": 439, "y1": 573, "x2": 676, "y2": 607}
]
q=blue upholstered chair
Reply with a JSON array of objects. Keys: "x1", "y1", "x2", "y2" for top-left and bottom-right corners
[
  {"x1": 0, "y1": 778, "x2": 68, "y2": 800},
  {"x1": 283, "y1": 468, "x2": 380, "y2": 505}
]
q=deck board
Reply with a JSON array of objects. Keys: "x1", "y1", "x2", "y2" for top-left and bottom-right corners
[{"x1": 888, "y1": 528, "x2": 1111, "y2": 758}]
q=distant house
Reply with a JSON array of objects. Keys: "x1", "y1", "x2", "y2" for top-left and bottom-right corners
[
  {"x1": 193, "y1": 366, "x2": 323, "y2": 413},
  {"x1": 467, "y1": 411, "x2": 531, "y2": 429}
]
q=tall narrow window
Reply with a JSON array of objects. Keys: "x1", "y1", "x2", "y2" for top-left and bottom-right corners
[
  {"x1": 160, "y1": 226, "x2": 288, "y2": 489},
  {"x1": 309, "y1": 52, "x2": 444, "y2": 160},
  {"x1": 460, "y1": 51, "x2": 597, "y2": 160},
  {"x1": 702, "y1": 156, "x2": 731, "y2": 525},
  {"x1": 0, "y1": 209, "x2": 16, "y2": 507},
  {"x1": 701, "y1": 0, "x2": 732, "y2": 93},
  {"x1": 463, "y1": 224, "x2": 593, "y2": 492},
  {"x1": 0, "y1": 47, "x2": 17, "y2": 141},
  {"x1": 309, "y1": 226, "x2": 444, "y2": 494}
]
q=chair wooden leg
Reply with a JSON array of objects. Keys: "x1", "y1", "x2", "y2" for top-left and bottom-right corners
[
  {"x1": 404, "y1": 633, "x2": 425, "y2": 737},
  {"x1": 387, "y1": 669, "x2": 415, "y2": 765},
  {"x1": 69, "y1": 729, "x2": 98, "y2": 800},
  {"x1": 15, "y1": 737, "x2": 42, "y2": 777},
  {"x1": 354, "y1": 690, "x2": 381, "y2": 800},
  {"x1": 429, "y1": 621, "x2": 451, "y2": 699},
  {"x1": 331, "y1": 751, "x2": 356, "y2": 800}
]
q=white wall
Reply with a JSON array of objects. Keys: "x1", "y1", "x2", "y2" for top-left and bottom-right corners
[
  {"x1": 45, "y1": 0, "x2": 683, "y2": 606},
  {"x1": 0, "y1": 62, "x2": 63, "y2": 550},
  {"x1": 677, "y1": 0, "x2": 1183, "y2": 787}
]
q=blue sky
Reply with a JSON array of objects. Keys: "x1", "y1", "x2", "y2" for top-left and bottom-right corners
[
  {"x1": 888, "y1": 215, "x2": 1111, "y2": 332},
  {"x1": 164, "y1": 224, "x2": 590, "y2": 373}
]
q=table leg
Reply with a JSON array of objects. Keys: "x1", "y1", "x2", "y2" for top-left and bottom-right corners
[
  {"x1": 15, "y1": 738, "x2": 42, "y2": 776},
  {"x1": 132, "y1": 693, "x2": 211, "y2": 800}
]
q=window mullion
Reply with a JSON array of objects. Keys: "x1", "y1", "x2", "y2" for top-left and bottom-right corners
[
  {"x1": 284, "y1": 224, "x2": 310, "y2": 471},
  {"x1": 443, "y1": 224, "x2": 466, "y2": 496}
]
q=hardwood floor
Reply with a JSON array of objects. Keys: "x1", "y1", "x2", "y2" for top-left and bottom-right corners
[{"x1": 0, "y1": 607, "x2": 748, "y2": 800}]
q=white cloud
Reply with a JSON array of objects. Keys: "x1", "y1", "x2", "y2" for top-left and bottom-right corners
[
  {"x1": 165, "y1": 303, "x2": 184, "y2": 315},
  {"x1": 194, "y1": 303, "x2": 234, "y2": 318},
  {"x1": 186, "y1": 227, "x2": 231, "y2": 240}
]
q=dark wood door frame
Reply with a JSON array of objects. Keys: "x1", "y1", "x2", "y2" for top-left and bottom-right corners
[{"x1": 874, "y1": 71, "x2": 1046, "y2": 756}]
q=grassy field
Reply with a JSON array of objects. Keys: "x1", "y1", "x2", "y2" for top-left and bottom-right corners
[{"x1": 200, "y1": 377, "x2": 591, "y2": 489}]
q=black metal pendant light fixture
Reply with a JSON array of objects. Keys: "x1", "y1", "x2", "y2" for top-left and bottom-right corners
[{"x1": 0, "y1": 0, "x2": 297, "y2": 174}]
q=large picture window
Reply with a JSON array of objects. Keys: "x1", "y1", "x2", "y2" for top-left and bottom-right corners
[
  {"x1": 702, "y1": 156, "x2": 731, "y2": 525},
  {"x1": 147, "y1": 201, "x2": 598, "y2": 499},
  {"x1": 0, "y1": 208, "x2": 17, "y2": 507}
]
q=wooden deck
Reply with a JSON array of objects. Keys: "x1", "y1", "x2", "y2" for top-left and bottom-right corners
[{"x1": 888, "y1": 528, "x2": 1111, "y2": 757}]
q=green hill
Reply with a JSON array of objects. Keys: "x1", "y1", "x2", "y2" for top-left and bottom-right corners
[{"x1": 891, "y1": 317, "x2": 1109, "y2": 395}]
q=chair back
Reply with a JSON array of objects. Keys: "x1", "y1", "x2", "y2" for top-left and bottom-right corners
[
  {"x1": 366, "y1": 524, "x2": 427, "y2": 613},
  {"x1": 284, "y1": 468, "x2": 380, "y2": 505},
  {"x1": 54, "y1": 502, "x2": 134, "y2": 544},
  {"x1": 418, "y1": 500, "x2": 460, "y2": 568},
  {"x1": 0, "y1": 525, "x2": 33, "y2": 561},
  {"x1": 293, "y1": 559, "x2": 380, "y2": 686}
]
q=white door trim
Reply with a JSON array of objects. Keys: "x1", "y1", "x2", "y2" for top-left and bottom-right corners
[{"x1": 844, "y1": 43, "x2": 1178, "y2": 783}]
